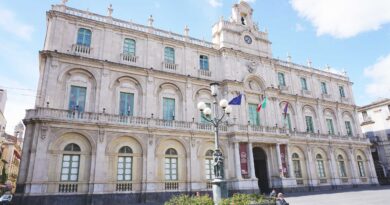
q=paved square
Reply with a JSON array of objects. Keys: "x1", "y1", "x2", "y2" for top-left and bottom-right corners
[{"x1": 286, "y1": 186, "x2": 390, "y2": 205}]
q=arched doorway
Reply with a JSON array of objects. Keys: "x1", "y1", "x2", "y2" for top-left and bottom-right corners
[{"x1": 253, "y1": 147, "x2": 269, "y2": 193}]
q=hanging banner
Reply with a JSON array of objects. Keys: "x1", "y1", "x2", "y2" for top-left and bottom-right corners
[
  {"x1": 279, "y1": 144, "x2": 288, "y2": 177},
  {"x1": 239, "y1": 143, "x2": 249, "y2": 178}
]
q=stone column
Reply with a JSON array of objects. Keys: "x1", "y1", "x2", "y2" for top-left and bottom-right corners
[
  {"x1": 329, "y1": 148, "x2": 339, "y2": 185},
  {"x1": 364, "y1": 147, "x2": 379, "y2": 184},
  {"x1": 304, "y1": 146, "x2": 315, "y2": 187},
  {"x1": 348, "y1": 147, "x2": 359, "y2": 184},
  {"x1": 276, "y1": 143, "x2": 283, "y2": 177},
  {"x1": 335, "y1": 106, "x2": 344, "y2": 136},
  {"x1": 234, "y1": 142, "x2": 243, "y2": 180},
  {"x1": 287, "y1": 145, "x2": 294, "y2": 178},
  {"x1": 248, "y1": 142, "x2": 257, "y2": 179},
  {"x1": 327, "y1": 146, "x2": 337, "y2": 186},
  {"x1": 295, "y1": 101, "x2": 304, "y2": 132},
  {"x1": 316, "y1": 103, "x2": 325, "y2": 134}
]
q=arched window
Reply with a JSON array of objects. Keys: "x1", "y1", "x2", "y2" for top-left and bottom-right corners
[
  {"x1": 337, "y1": 155, "x2": 347, "y2": 177},
  {"x1": 77, "y1": 28, "x2": 92, "y2": 47},
  {"x1": 199, "y1": 55, "x2": 209, "y2": 70},
  {"x1": 165, "y1": 148, "x2": 178, "y2": 181},
  {"x1": 316, "y1": 154, "x2": 326, "y2": 178},
  {"x1": 205, "y1": 150, "x2": 214, "y2": 180},
  {"x1": 292, "y1": 153, "x2": 302, "y2": 178},
  {"x1": 123, "y1": 38, "x2": 136, "y2": 56},
  {"x1": 117, "y1": 146, "x2": 133, "y2": 181},
  {"x1": 61, "y1": 143, "x2": 81, "y2": 181},
  {"x1": 357, "y1": 155, "x2": 365, "y2": 177},
  {"x1": 164, "y1": 47, "x2": 175, "y2": 64}
]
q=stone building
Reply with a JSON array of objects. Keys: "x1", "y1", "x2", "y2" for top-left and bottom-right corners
[
  {"x1": 0, "y1": 89, "x2": 6, "y2": 138},
  {"x1": 0, "y1": 134, "x2": 22, "y2": 193},
  {"x1": 16, "y1": 1, "x2": 378, "y2": 204},
  {"x1": 358, "y1": 98, "x2": 390, "y2": 184}
]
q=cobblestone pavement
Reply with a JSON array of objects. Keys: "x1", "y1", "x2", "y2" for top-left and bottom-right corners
[{"x1": 285, "y1": 186, "x2": 390, "y2": 205}]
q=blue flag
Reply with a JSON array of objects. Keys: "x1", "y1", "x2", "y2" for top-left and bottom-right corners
[{"x1": 229, "y1": 94, "x2": 242, "y2": 105}]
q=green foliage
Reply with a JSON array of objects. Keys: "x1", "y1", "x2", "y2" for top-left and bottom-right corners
[
  {"x1": 220, "y1": 193, "x2": 274, "y2": 205},
  {"x1": 164, "y1": 194, "x2": 214, "y2": 205}
]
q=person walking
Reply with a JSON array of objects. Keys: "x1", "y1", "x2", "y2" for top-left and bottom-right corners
[{"x1": 276, "y1": 193, "x2": 289, "y2": 205}]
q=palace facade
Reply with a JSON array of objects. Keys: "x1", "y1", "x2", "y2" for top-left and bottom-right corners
[{"x1": 15, "y1": 1, "x2": 378, "y2": 204}]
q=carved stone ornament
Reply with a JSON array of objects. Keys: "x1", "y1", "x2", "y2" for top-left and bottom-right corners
[
  {"x1": 40, "y1": 126, "x2": 48, "y2": 140},
  {"x1": 98, "y1": 129, "x2": 105, "y2": 143},
  {"x1": 246, "y1": 61, "x2": 257, "y2": 73}
]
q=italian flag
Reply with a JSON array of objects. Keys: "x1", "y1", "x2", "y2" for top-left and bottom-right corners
[{"x1": 257, "y1": 97, "x2": 267, "y2": 112}]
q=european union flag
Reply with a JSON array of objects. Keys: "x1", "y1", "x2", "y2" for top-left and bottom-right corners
[{"x1": 228, "y1": 94, "x2": 242, "y2": 105}]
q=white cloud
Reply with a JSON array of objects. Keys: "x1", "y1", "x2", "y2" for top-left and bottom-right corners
[
  {"x1": 0, "y1": 4, "x2": 34, "y2": 40},
  {"x1": 208, "y1": 0, "x2": 222, "y2": 7},
  {"x1": 290, "y1": 0, "x2": 390, "y2": 38},
  {"x1": 364, "y1": 54, "x2": 390, "y2": 99},
  {"x1": 295, "y1": 23, "x2": 305, "y2": 32}
]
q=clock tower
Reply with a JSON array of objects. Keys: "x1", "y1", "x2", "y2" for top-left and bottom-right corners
[{"x1": 212, "y1": 0, "x2": 272, "y2": 57}]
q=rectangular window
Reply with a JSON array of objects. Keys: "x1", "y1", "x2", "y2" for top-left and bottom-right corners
[
  {"x1": 339, "y1": 86, "x2": 345, "y2": 97},
  {"x1": 285, "y1": 113, "x2": 292, "y2": 130},
  {"x1": 199, "y1": 55, "x2": 209, "y2": 70},
  {"x1": 69, "y1": 86, "x2": 86, "y2": 112},
  {"x1": 339, "y1": 161, "x2": 347, "y2": 177},
  {"x1": 293, "y1": 160, "x2": 302, "y2": 178},
  {"x1": 200, "y1": 103, "x2": 211, "y2": 123},
  {"x1": 317, "y1": 160, "x2": 326, "y2": 178},
  {"x1": 358, "y1": 161, "x2": 365, "y2": 177},
  {"x1": 278, "y1": 72, "x2": 286, "y2": 86},
  {"x1": 300, "y1": 77, "x2": 308, "y2": 90},
  {"x1": 61, "y1": 154, "x2": 80, "y2": 181},
  {"x1": 362, "y1": 111, "x2": 368, "y2": 121},
  {"x1": 321, "y1": 82, "x2": 328, "y2": 94},
  {"x1": 77, "y1": 28, "x2": 92, "y2": 47},
  {"x1": 326, "y1": 119, "x2": 335, "y2": 135},
  {"x1": 164, "y1": 157, "x2": 178, "y2": 180},
  {"x1": 345, "y1": 121, "x2": 353, "y2": 136},
  {"x1": 163, "y1": 97, "x2": 175, "y2": 120},
  {"x1": 119, "y1": 92, "x2": 134, "y2": 116},
  {"x1": 248, "y1": 103, "x2": 260, "y2": 125},
  {"x1": 164, "y1": 47, "x2": 175, "y2": 64},
  {"x1": 205, "y1": 158, "x2": 214, "y2": 180},
  {"x1": 117, "y1": 156, "x2": 132, "y2": 181},
  {"x1": 123, "y1": 38, "x2": 136, "y2": 55},
  {"x1": 305, "y1": 116, "x2": 314, "y2": 133}
]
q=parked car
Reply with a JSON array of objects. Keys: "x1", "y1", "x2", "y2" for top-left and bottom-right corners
[{"x1": 0, "y1": 193, "x2": 12, "y2": 204}]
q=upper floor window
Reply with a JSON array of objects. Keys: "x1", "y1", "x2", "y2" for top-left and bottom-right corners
[
  {"x1": 357, "y1": 155, "x2": 365, "y2": 177},
  {"x1": 199, "y1": 55, "x2": 209, "y2": 71},
  {"x1": 123, "y1": 38, "x2": 136, "y2": 56},
  {"x1": 326, "y1": 119, "x2": 335, "y2": 135},
  {"x1": 337, "y1": 155, "x2": 347, "y2": 177},
  {"x1": 248, "y1": 103, "x2": 260, "y2": 125},
  {"x1": 61, "y1": 143, "x2": 81, "y2": 181},
  {"x1": 205, "y1": 150, "x2": 214, "y2": 180},
  {"x1": 300, "y1": 77, "x2": 308, "y2": 90},
  {"x1": 164, "y1": 47, "x2": 175, "y2": 64},
  {"x1": 165, "y1": 148, "x2": 178, "y2": 181},
  {"x1": 200, "y1": 103, "x2": 211, "y2": 123},
  {"x1": 321, "y1": 82, "x2": 328, "y2": 94},
  {"x1": 387, "y1": 105, "x2": 390, "y2": 113},
  {"x1": 117, "y1": 146, "x2": 133, "y2": 181},
  {"x1": 362, "y1": 111, "x2": 368, "y2": 121},
  {"x1": 120, "y1": 92, "x2": 134, "y2": 116},
  {"x1": 292, "y1": 153, "x2": 302, "y2": 178},
  {"x1": 285, "y1": 113, "x2": 292, "y2": 130},
  {"x1": 305, "y1": 116, "x2": 314, "y2": 133},
  {"x1": 339, "y1": 86, "x2": 345, "y2": 98},
  {"x1": 316, "y1": 154, "x2": 326, "y2": 178},
  {"x1": 278, "y1": 72, "x2": 286, "y2": 86},
  {"x1": 163, "y1": 97, "x2": 175, "y2": 120},
  {"x1": 77, "y1": 28, "x2": 92, "y2": 47},
  {"x1": 345, "y1": 121, "x2": 353, "y2": 136},
  {"x1": 69, "y1": 85, "x2": 86, "y2": 112}
]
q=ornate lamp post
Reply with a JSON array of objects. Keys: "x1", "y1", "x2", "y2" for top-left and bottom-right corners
[{"x1": 197, "y1": 82, "x2": 232, "y2": 204}]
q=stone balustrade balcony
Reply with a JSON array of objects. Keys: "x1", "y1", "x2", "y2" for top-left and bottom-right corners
[
  {"x1": 121, "y1": 53, "x2": 138, "y2": 64},
  {"x1": 162, "y1": 62, "x2": 178, "y2": 72},
  {"x1": 198, "y1": 69, "x2": 212, "y2": 77},
  {"x1": 72, "y1": 44, "x2": 91, "y2": 55}
]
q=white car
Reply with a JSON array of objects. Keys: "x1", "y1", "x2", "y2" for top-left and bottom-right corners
[{"x1": 0, "y1": 194, "x2": 12, "y2": 203}]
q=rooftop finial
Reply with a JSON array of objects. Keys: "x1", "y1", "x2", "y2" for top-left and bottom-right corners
[
  {"x1": 326, "y1": 64, "x2": 331, "y2": 71},
  {"x1": 287, "y1": 53, "x2": 292, "y2": 62},
  {"x1": 307, "y1": 58, "x2": 312, "y2": 67},
  {"x1": 62, "y1": 0, "x2": 68, "y2": 5},
  {"x1": 184, "y1": 25, "x2": 189, "y2": 36},
  {"x1": 148, "y1": 15, "x2": 154, "y2": 27},
  {"x1": 107, "y1": 4, "x2": 113, "y2": 17}
]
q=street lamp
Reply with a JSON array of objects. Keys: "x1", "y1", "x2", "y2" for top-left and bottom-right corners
[{"x1": 197, "y1": 82, "x2": 232, "y2": 204}]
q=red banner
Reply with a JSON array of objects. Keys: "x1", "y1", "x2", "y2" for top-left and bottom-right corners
[
  {"x1": 279, "y1": 144, "x2": 288, "y2": 177},
  {"x1": 239, "y1": 143, "x2": 249, "y2": 178}
]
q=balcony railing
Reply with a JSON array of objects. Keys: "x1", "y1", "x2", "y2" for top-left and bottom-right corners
[
  {"x1": 25, "y1": 107, "x2": 366, "y2": 142},
  {"x1": 164, "y1": 181, "x2": 179, "y2": 190},
  {"x1": 163, "y1": 62, "x2": 178, "y2": 71},
  {"x1": 72, "y1": 44, "x2": 91, "y2": 55},
  {"x1": 116, "y1": 183, "x2": 132, "y2": 191},
  {"x1": 121, "y1": 53, "x2": 137, "y2": 63},
  {"x1": 59, "y1": 183, "x2": 78, "y2": 193},
  {"x1": 198, "y1": 69, "x2": 212, "y2": 77}
]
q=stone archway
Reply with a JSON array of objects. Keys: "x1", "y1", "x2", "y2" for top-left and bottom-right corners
[{"x1": 253, "y1": 147, "x2": 269, "y2": 193}]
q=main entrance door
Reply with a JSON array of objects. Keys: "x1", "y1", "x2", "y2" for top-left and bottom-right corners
[{"x1": 253, "y1": 147, "x2": 269, "y2": 193}]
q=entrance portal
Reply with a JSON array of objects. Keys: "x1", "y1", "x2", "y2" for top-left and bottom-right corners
[{"x1": 253, "y1": 147, "x2": 269, "y2": 193}]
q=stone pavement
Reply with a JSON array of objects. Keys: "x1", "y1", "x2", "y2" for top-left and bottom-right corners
[{"x1": 285, "y1": 186, "x2": 390, "y2": 205}]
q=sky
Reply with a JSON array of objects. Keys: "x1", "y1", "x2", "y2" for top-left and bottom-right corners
[{"x1": 0, "y1": 0, "x2": 389, "y2": 133}]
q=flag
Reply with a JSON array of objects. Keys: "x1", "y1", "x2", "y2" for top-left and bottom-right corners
[
  {"x1": 283, "y1": 102, "x2": 289, "y2": 119},
  {"x1": 228, "y1": 94, "x2": 242, "y2": 105},
  {"x1": 256, "y1": 96, "x2": 267, "y2": 112}
]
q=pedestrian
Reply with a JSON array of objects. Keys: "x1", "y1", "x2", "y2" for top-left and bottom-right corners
[
  {"x1": 196, "y1": 191, "x2": 200, "y2": 197},
  {"x1": 276, "y1": 193, "x2": 289, "y2": 205},
  {"x1": 269, "y1": 189, "x2": 276, "y2": 198}
]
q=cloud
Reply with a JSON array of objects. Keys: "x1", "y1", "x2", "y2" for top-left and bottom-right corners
[
  {"x1": 0, "y1": 4, "x2": 34, "y2": 40},
  {"x1": 364, "y1": 54, "x2": 390, "y2": 99},
  {"x1": 208, "y1": 0, "x2": 222, "y2": 7},
  {"x1": 290, "y1": 0, "x2": 390, "y2": 38},
  {"x1": 295, "y1": 23, "x2": 305, "y2": 32}
]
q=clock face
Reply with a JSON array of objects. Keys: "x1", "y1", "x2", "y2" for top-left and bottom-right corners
[{"x1": 244, "y1": 35, "x2": 252, "y2": 44}]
